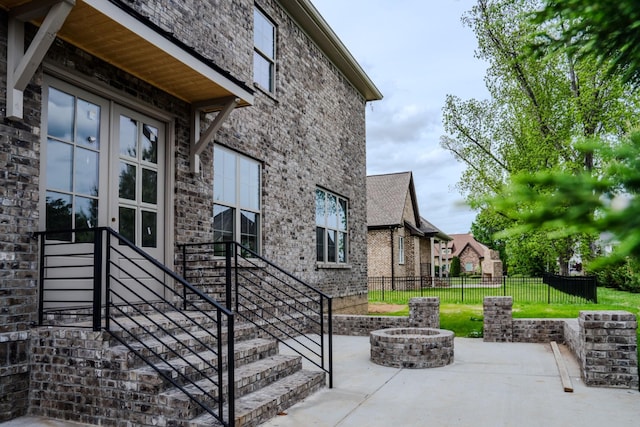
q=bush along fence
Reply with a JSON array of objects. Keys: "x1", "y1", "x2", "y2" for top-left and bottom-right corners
[{"x1": 368, "y1": 275, "x2": 598, "y2": 304}]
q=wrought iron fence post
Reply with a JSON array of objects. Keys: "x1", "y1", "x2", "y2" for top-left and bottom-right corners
[
  {"x1": 37, "y1": 232, "x2": 45, "y2": 326},
  {"x1": 182, "y1": 244, "x2": 187, "y2": 310},
  {"x1": 225, "y1": 241, "x2": 233, "y2": 311},
  {"x1": 381, "y1": 277, "x2": 385, "y2": 301},
  {"x1": 92, "y1": 228, "x2": 103, "y2": 332},
  {"x1": 328, "y1": 297, "x2": 333, "y2": 388},
  {"x1": 503, "y1": 275, "x2": 506, "y2": 296}
]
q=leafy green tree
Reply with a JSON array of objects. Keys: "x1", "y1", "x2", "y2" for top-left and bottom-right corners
[
  {"x1": 450, "y1": 256, "x2": 461, "y2": 277},
  {"x1": 489, "y1": 1, "x2": 640, "y2": 274},
  {"x1": 441, "y1": 0, "x2": 640, "y2": 274}
]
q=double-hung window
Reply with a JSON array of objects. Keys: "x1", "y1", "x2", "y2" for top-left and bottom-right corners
[
  {"x1": 315, "y1": 188, "x2": 348, "y2": 264},
  {"x1": 213, "y1": 146, "x2": 261, "y2": 254},
  {"x1": 253, "y1": 8, "x2": 275, "y2": 92}
]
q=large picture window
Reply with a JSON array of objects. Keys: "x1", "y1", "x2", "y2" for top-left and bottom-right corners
[
  {"x1": 254, "y1": 7, "x2": 276, "y2": 92},
  {"x1": 213, "y1": 146, "x2": 261, "y2": 254},
  {"x1": 315, "y1": 188, "x2": 348, "y2": 264}
]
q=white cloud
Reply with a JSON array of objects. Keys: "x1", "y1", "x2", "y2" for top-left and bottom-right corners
[{"x1": 312, "y1": 0, "x2": 488, "y2": 234}]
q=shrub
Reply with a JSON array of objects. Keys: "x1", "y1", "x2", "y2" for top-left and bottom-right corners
[
  {"x1": 593, "y1": 258, "x2": 640, "y2": 293},
  {"x1": 450, "y1": 256, "x2": 461, "y2": 277}
]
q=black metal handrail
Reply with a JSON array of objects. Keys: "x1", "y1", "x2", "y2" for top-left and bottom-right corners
[
  {"x1": 179, "y1": 241, "x2": 333, "y2": 388},
  {"x1": 36, "y1": 227, "x2": 236, "y2": 427}
]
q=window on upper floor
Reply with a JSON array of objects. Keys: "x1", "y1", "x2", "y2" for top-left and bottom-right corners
[
  {"x1": 213, "y1": 145, "x2": 261, "y2": 255},
  {"x1": 315, "y1": 188, "x2": 348, "y2": 264},
  {"x1": 254, "y1": 7, "x2": 275, "y2": 92}
]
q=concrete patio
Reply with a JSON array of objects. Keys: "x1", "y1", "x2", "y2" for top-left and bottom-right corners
[{"x1": 3, "y1": 336, "x2": 639, "y2": 427}]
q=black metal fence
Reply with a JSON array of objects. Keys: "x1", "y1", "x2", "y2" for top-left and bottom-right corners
[{"x1": 368, "y1": 275, "x2": 598, "y2": 304}]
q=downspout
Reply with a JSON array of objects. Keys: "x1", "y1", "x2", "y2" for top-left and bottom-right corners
[{"x1": 390, "y1": 227, "x2": 395, "y2": 290}]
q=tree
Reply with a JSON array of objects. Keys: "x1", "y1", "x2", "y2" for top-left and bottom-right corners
[
  {"x1": 441, "y1": 0, "x2": 640, "y2": 274},
  {"x1": 450, "y1": 256, "x2": 461, "y2": 277},
  {"x1": 491, "y1": 1, "x2": 640, "y2": 272}
]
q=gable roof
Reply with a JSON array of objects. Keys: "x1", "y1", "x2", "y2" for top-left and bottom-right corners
[
  {"x1": 438, "y1": 234, "x2": 490, "y2": 258},
  {"x1": 367, "y1": 172, "x2": 420, "y2": 228}
]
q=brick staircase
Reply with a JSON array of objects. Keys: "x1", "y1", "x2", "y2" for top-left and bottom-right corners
[{"x1": 104, "y1": 311, "x2": 326, "y2": 427}]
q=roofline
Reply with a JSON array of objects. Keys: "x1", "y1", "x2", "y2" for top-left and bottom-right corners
[{"x1": 279, "y1": 0, "x2": 383, "y2": 102}]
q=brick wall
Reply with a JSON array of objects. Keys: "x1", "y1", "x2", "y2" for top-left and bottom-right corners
[
  {"x1": 367, "y1": 229, "x2": 392, "y2": 277},
  {"x1": 0, "y1": 0, "x2": 372, "y2": 420},
  {"x1": 483, "y1": 297, "x2": 639, "y2": 389}
]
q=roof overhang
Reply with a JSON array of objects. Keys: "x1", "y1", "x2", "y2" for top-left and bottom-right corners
[
  {"x1": 279, "y1": 0, "x2": 382, "y2": 102},
  {"x1": 1, "y1": 0, "x2": 254, "y2": 115}
]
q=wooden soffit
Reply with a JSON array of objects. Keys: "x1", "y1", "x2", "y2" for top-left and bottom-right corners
[{"x1": 0, "y1": 0, "x2": 254, "y2": 107}]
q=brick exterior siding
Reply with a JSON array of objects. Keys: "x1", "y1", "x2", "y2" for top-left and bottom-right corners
[{"x1": 0, "y1": 0, "x2": 372, "y2": 421}]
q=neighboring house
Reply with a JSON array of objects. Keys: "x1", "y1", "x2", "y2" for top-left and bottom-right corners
[
  {"x1": 436, "y1": 234, "x2": 503, "y2": 279},
  {"x1": 367, "y1": 172, "x2": 450, "y2": 279},
  {"x1": 0, "y1": 0, "x2": 381, "y2": 424}
]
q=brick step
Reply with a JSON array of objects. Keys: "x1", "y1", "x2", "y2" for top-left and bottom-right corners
[
  {"x1": 161, "y1": 354, "x2": 303, "y2": 421},
  {"x1": 130, "y1": 338, "x2": 278, "y2": 393},
  {"x1": 106, "y1": 322, "x2": 257, "y2": 370},
  {"x1": 185, "y1": 370, "x2": 326, "y2": 427},
  {"x1": 107, "y1": 310, "x2": 230, "y2": 343}
]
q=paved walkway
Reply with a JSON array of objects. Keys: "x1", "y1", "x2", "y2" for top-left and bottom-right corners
[{"x1": 3, "y1": 336, "x2": 639, "y2": 427}]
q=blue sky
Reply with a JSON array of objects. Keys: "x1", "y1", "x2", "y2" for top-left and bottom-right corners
[{"x1": 311, "y1": 0, "x2": 489, "y2": 234}]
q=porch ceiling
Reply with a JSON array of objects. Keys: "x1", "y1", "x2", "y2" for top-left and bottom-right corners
[{"x1": 0, "y1": 0, "x2": 254, "y2": 108}]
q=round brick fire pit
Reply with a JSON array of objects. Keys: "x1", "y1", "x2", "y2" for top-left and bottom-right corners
[{"x1": 370, "y1": 327, "x2": 454, "y2": 369}]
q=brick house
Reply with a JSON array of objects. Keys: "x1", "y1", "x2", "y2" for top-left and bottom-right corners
[
  {"x1": 0, "y1": 0, "x2": 381, "y2": 425},
  {"x1": 436, "y1": 233, "x2": 503, "y2": 279},
  {"x1": 367, "y1": 172, "x2": 450, "y2": 280}
]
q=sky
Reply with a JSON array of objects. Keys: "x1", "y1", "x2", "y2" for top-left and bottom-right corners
[{"x1": 311, "y1": 0, "x2": 490, "y2": 234}]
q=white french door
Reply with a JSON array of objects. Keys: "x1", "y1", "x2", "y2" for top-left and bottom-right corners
[{"x1": 41, "y1": 77, "x2": 166, "y2": 306}]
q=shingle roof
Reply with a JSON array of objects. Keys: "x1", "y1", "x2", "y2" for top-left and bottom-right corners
[
  {"x1": 419, "y1": 216, "x2": 452, "y2": 241},
  {"x1": 437, "y1": 234, "x2": 489, "y2": 257},
  {"x1": 367, "y1": 172, "x2": 415, "y2": 227}
]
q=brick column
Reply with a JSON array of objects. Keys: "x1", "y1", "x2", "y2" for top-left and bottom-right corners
[
  {"x1": 409, "y1": 297, "x2": 440, "y2": 328},
  {"x1": 579, "y1": 311, "x2": 639, "y2": 389},
  {"x1": 483, "y1": 296, "x2": 513, "y2": 342}
]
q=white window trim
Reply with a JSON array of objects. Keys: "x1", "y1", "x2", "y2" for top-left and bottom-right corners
[
  {"x1": 253, "y1": 7, "x2": 276, "y2": 93},
  {"x1": 213, "y1": 145, "x2": 262, "y2": 254},
  {"x1": 398, "y1": 236, "x2": 405, "y2": 265},
  {"x1": 315, "y1": 188, "x2": 349, "y2": 266}
]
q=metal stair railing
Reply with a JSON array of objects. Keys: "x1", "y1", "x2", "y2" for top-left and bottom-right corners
[
  {"x1": 179, "y1": 241, "x2": 334, "y2": 388},
  {"x1": 36, "y1": 227, "x2": 236, "y2": 427}
]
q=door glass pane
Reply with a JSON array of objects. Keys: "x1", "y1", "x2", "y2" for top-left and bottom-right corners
[
  {"x1": 142, "y1": 124, "x2": 158, "y2": 164},
  {"x1": 316, "y1": 227, "x2": 325, "y2": 262},
  {"x1": 142, "y1": 168, "x2": 157, "y2": 204},
  {"x1": 75, "y1": 196, "x2": 98, "y2": 242},
  {"x1": 47, "y1": 87, "x2": 74, "y2": 141},
  {"x1": 46, "y1": 191, "x2": 72, "y2": 241},
  {"x1": 119, "y1": 207, "x2": 135, "y2": 242},
  {"x1": 46, "y1": 139, "x2": 73, "y2": 191},
  {"x1": 327, "y1": 230, "x2": 336, "y2": 262},
  {"x1": 75, "y1": 147, "x2": 99, "y2": 196},
  {"x1": 76, "y1": 98, "x2": 101, "y2": 149},
  {"x1": 141, "y1": 211, "x2": 157, "y2": 247},
  {"x1": 119, "y1": 162, "x2": 136, "y2": 200},
  {"x1": 119, "y1": 115, "x2": 137, "y2": 158}
]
